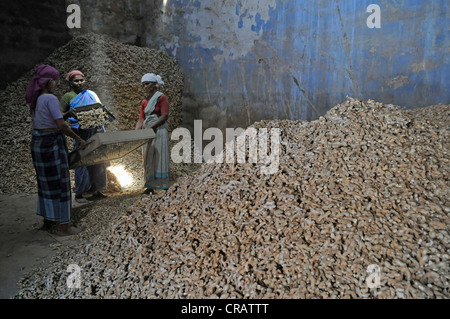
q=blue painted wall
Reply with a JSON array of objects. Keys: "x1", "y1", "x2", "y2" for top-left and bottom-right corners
[{"x1": 147, "y1": 0, "x2": 449, "y2": 130}]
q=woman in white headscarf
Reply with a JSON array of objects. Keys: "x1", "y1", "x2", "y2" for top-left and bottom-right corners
[{"x1": 135, "y1": 73, "x2": 170, "y2": 194}]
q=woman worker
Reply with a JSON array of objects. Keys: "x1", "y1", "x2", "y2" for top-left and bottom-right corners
[
  {"x1": 135, "y1": 73, "x2": 170, "y2": 194},
  {"x1": 60, "y1": 70, "x2": 107, "y2": 203},
  {"x1": 26, "y1": 65, "x2": 87, "y2": 236}
]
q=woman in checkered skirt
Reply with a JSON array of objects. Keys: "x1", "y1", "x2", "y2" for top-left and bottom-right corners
[{"x1": 26, "y1": 65, "x2": 87, "y2": 236}]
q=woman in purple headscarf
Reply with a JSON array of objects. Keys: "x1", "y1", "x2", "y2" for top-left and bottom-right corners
[{"x1": 26, "y1": 65, "x2": 87, "y2": 236}]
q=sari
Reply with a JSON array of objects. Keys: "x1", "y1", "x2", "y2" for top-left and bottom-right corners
[
  {"x1": 143, "y1": 91, "x2": 170, "y2": 190},
  {"x1": 69, "y1": 90, "x2": 107, "y2": 196}
]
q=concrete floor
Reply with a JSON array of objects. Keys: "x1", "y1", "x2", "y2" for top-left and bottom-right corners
[{"x1": 0, "y1": 193, "x2": 85, "y2": 299}]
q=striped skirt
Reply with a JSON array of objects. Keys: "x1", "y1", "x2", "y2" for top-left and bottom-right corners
[
  {"x1": 31, "y1": 130, "x2": 71, "y2": 224},
  {"x1": 143, "y1": 117, "x2": 170, "y2": 190}
]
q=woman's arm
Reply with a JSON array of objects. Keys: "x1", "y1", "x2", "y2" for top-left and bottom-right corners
[
  {"x1": 59, "y1": 93, "x2": 73, "y2": 120},
  {"x1": 135, "y1": 118, "x2": 144, "y2": 130},
  {"x1": 149, "y1": 95, "x2": 169, "y2": 130},
  {"x1": 149, "y1": 114, "x2": 168, "y2": 130},
  {"x1": 55, "y1": 118, "x2": 87, "y2": 149}
]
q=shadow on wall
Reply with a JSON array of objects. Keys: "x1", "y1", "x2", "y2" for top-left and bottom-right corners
[
  {"x1": 0, "y1": 0, "x2": 164, "y2": 91},
  {"x1": 0, "y1": 0, "x2": 72, "y2": 90},
  {"x1": 64, "y1": 0, "x2": 162, "y2": 47},
  {"x1": 182, "y1": 94, "x2": 227, "y2": 136}
]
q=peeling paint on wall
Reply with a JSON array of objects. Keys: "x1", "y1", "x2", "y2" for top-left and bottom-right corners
[
  {"x1": 3, "y1": 0, "x2": 448, "y2": 126},
  {"x1": 411, "y1": 59, "x2": 440, "y2": 73},
  {"x1": 159, "y1": 0, "x2": 277, "y2": 63},
  {"x1": 388, "y1": 75, "x2": 410, "y2": 90},
  {"x1": 147, "y1": 0, "x2": 449, "y2": 130}
]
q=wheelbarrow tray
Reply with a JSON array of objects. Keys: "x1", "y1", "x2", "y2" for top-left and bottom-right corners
[
  {"x1": 70, "y1": 103, "x2": 116, "y2": 121},
  {"x1": 68, "y1": 129, "x2": 155, "y2": 169}
]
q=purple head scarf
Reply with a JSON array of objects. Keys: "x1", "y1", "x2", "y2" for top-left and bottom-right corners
[{"x1": 25, "y1": 65, "x2": 60, "y2": 114}]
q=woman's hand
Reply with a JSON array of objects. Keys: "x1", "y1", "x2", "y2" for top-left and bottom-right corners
[
  {"x1": 76, "y1": 138, "x2": 87, "y2": 150},
  {"x1": 135, "y1": 118, "x2": 144, "y2": 130},
  {"x1": 55, "y1": 118, "x2": 88, "y2": 149},
  {"x1": 150, "y1": 115, "x2": 168, "y2": 131}
]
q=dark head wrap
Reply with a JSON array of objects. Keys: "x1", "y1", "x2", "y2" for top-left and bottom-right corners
[{"x1": 25, "y1": 65, "x2": 60, "y2": 114}]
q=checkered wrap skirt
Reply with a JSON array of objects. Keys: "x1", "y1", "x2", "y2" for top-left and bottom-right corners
[{"x1": 31, "y1": 130, "x2": 71, "y2": 224}]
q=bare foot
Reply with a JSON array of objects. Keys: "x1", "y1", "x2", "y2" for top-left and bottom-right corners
[
  {"x1": 56, "y1": 225, "x2": 83, "y2": 237},
  {"x1": 40, "y1": 219, "x2": 56, "y2": 231}
]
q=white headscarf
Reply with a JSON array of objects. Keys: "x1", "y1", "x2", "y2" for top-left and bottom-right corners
[{"x1": 141, "y1": 73, "x2": 164, "y2": 85}]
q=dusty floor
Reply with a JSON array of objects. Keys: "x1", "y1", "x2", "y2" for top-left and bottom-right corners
[
  {"x1": 0, "y1": 193, "x2": 94, "y2": 298},
  {"x1": 0, "y1": 160, "x2": 196, "y2": 299},
  {"x1": 0, "y1": 191, "x2": 144, "y2": 299}
]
